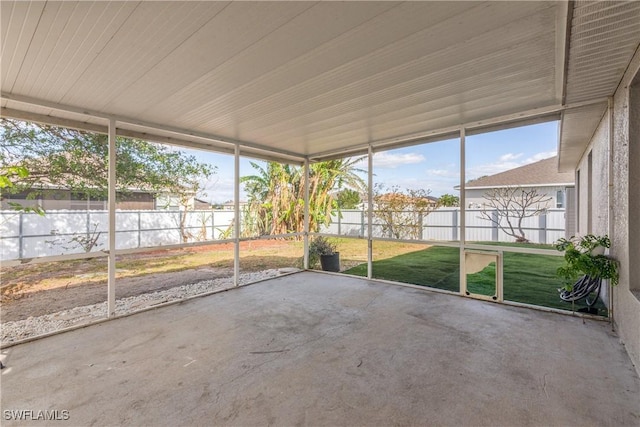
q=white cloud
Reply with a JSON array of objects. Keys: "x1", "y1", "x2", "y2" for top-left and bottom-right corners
[
  {"x1": 498, "y1": 153, "x2": 523, "y2": 162},
  {"x1": 427, "y1": 168, "x2": 458, "y2": 178},
  {"x1": 373, "y1": 152, "x2": 425, "y2": 169}
]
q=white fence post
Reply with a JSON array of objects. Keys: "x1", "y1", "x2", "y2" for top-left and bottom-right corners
[
  {"x1": 18, "y1": 212, "x2": 24, "y2": 259},
  {"x1": 211, "y1": 211, "x2": 215, "y2": 240},
  {"x1": 452, "y1": 209, "x2": 458, "y2": 241},
  {"x1": 86, "y1": 210, "x2": 91, "y2": 243},
  {"x1": 539, "y1": 211, "x2": 547, "y2": 244},
  {"x1": 492, "y1": 210, "x2": 499, "y2": 241},
  {"x1": 138, "y1": 211, "x2": 142, "y2": 248}
]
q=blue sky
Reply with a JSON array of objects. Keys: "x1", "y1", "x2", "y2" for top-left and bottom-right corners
[
  {"x1": 368, "y1": 120, "x2": 559, "y2": 197},
  {"x1": 181, "y1": 121, "x2": 559, "y2": 203}
]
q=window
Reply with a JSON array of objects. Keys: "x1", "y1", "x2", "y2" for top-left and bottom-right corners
[
  {"x1": 70, "y1": 192, "x2": 106, "y2": 210},
  {"x1": 556, "y1": 189, "x2": 564, "y2": 208}
]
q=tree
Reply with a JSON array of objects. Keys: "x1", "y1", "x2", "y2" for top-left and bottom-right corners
[
  {"x1": 373, "y1": 184, "x2": 436, "y2": 239},
  {"x1": 479, "y1": 187, "x2": 551, "y2": 243},
  {"x1": 336, "y1": 188, "x2": 362, "y2": 209},
  {"x1": 438, "y1": 193, "x2": 459, "y2": 207},
  {"x1": 241, "y1": 158, "x2": 365, "y2": 236},
  {"x1": 241, "y1": 162, "x2": 291, "y2": 236},
  {"x1": 1, "y1": 118, "x2": 216, "y2": 242},
  {"x1": 0, "y1": 165, "x2": 45, "y2": 216},
  {"x1": 1, "y1": 119, "x2": 215, "y2": 201}
]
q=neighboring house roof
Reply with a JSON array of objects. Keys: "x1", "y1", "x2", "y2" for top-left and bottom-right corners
[{"x1": 464, "y1": 156, "x2": 574, "y2": 189}]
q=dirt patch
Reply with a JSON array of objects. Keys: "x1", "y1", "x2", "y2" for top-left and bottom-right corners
[
  {"x1": 1, "y1": 267, "x2": 234, "y2": 322},
  {"x1": 1, "y1": 239, "x2": 296, "y2": 322}
]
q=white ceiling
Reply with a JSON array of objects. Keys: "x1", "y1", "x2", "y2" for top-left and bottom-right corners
[{"x1": 1, "y1": 1, "x2": 639, "y2": 167}]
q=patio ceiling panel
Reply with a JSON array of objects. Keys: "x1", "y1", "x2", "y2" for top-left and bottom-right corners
[
  {"x1": 147, "y1": 1, "x2": 404, "y2": 128},
  {"x1": 102, "y1": 2, "x2": 319, "y2": 119},
  {"x1": 58, "y1": 2, "x2": 231, "y2": 111},
  {"x1": 558, "y1": 0, "x2": 640, "y2": 170},
  {"x1": 3, "y1": 2, "x2": 140, "y2": 101},
  {"x1": 257, "y1": 70, "x2": 555, "y2": 156},
  {"x1": 176, "y1": 2, "x2": 557, "y2": 150},
  {"x1": 1, "y1": 1, "x2": 566, "y2": 161},
  {"x1": 309, "y1": 87, "x2": 554, "y2": 156},
  {"x1": 565, "y1": 1, "x2": 640, "y2": 104}
]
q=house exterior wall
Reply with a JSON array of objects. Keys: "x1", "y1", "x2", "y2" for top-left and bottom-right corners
[
  {"x1": 117, "y1": 193, "x2": 155, "y2": 210},
  {"x1": 577, "y1": 46, "x2": 640, "y2": 374},
  {"x1": 575, "y1": 118, "x2": 610, "y2": 236},
  {"x1": 465, "y1": 186, "x2": 567, "y2": 210},
  {"x1": 1, "y1": 190, "x2": 155, "y2": 210}
]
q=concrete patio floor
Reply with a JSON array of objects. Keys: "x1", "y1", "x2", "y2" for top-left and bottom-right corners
[{"x1": 1, "y1": 271, "x2": 639, "y2": 426}]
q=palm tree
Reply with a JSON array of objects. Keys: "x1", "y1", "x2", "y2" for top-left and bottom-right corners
[
  {"x1": 241, "y1": 158, "x2": 365, "y2": 236},
  {"x1": 241, "y1": 162, "x2": 293, "y2": 236}
]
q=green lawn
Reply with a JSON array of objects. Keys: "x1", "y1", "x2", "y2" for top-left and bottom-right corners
[
  {"x1": 344, "y1": 246, "x2": 461, "y2": 292},
  {"x1": 344, "y1": 246, "x2": 607, "y2": 316}
]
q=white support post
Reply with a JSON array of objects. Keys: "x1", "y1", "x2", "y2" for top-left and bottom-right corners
[
  {"x1": 497, "y1": 250, "x2": 504, "y2": 302},
  {"x1": 303, "y1": 158, "x2": 310, "y2": 269},
  {"x1": 107, "y1": 119, "x2": 116, "y2": 317},
  {"x1": 459, "y1": 128, "x2": 466, "y2": 296},
  {"x1": 234, "y1": 145, "x2": 240, "y2": 287},
  {"x1": 367, "y1": 145, "x2": 373, "y2": 279}
]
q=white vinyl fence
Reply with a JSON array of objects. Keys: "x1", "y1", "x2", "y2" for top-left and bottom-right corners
[
  {"x1": 1, "y1": 207, "x2": 566, "y2": 261},
  {"x1": 1, "y1": 210, "x2": 236, "y2": 261},
  {"x1": 321, "y1": 208, "x2": 566, "y2": 244}
]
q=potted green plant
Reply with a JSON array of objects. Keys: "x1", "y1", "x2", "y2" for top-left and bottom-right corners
[
  {"x1": 309, "y1": 236, "x2": 340, "y2": 272},
  {"x1": 554, "y1": 234, "x2": 619, "y2": 289},
  {"x1": 554, "y1": 235, "x2": 618, "y2": 314}
]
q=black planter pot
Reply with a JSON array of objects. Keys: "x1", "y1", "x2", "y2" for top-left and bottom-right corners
[{"x1": 320, "y1": 252, "x2": 340, "y2": 272}]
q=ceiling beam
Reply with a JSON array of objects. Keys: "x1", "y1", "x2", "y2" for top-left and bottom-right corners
[
  {"x1": 559, "y1": 1, "x2": 574, "y2": 106},
  {"x1": 2, "y1": 106, "x2": 304, "y2": 165},
  {"x1": 1, "y1": 92, "x2": 306, "y2": 162},
  {"x1": 310, "y1": 99, "x2": 608, "y2": 162},
  {"x1": 1, "y1": 107, "x2": 107, "y2": 134},
  {"x1": 3, "y1": 93, "x2": 609, "y2": 165}
]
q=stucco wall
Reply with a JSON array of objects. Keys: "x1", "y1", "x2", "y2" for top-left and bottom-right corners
[
  {"x1": 575, "y1": 117, "x2": 610, "y2": 236},
  {"x1": 580, "y1": 46, "x2": 640, "y2": 374}
]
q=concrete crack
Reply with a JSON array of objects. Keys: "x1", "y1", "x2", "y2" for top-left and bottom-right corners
[
  {"x1": 541, "y1": 373, "x2": 549, "y2": 399},
  {"x1": 364, "y1": 293, "x2": 381, "y2": 310}
]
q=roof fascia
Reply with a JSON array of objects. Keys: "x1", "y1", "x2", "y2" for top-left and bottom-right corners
[
  {"x1": 311, "y1": 107, "x2": 565, "y2": 162},
  {"x1": 460, "y1": 183, "x2": 575, "y2": 190}
]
